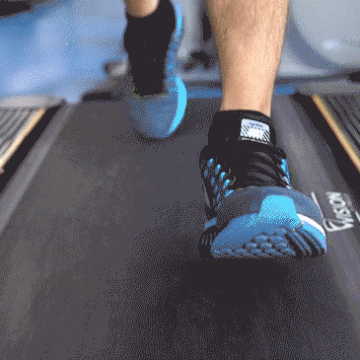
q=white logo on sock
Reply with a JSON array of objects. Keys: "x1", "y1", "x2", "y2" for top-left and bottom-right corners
[{"x1": 240, "y1": 119, "x2": 271, "y2": 143}]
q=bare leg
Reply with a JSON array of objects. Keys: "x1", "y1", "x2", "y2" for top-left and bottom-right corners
[
  {"x1": 124, "y1": 0, "x2": 160, "y2": 17},
  {"x1": 205, "y1": 0, "x2": 290, "y2": 116}
]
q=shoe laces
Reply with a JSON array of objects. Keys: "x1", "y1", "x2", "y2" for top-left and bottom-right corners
[{"x1": 202, "y1": 141, "x2": 291, "y2": 212}]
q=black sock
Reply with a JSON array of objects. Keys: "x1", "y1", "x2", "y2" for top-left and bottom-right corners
[
  {"x1": 124, "y1": 0, "x2": 176, "y2": 95},
  {"x1": 125, "y1": 0, "x2": 175, "y2": 36},
  {"x1": 208, "y1": 110, "x2": 277, "y2": 146}
]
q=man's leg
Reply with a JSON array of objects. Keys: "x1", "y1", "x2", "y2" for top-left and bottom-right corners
[
  {"x1": 205, "y1": 0, "x2": 290, "y2": 116},
  {"x1": 199, "y1": 0, "x2": 327, "y2": 259},
  {"x1": 124, "y1": 0, "x2": 159, "y2": 18}
]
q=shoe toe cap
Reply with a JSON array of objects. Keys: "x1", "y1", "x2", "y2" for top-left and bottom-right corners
[{"x1": 127, "y1": 76, "x2": 187, "y2": 139}]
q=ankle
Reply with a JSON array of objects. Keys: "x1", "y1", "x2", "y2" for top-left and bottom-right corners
[
  {"x1": 220, "y1": 73, "x2": 275, "y2": 117},
  {"x1": 221, "y1": 105, "x2": 272, "y2": 118},
  {"x1": 125, "y1": 0, "x2": 160, "y2": 18},
  {"x1": 220, "y1": 98, "x2": 272, "y2": 118}
]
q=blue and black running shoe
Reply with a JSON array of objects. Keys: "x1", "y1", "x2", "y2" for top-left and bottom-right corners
[
  {"x1": 123, "y1": 0, "x2": 187, "y2": 139},
  {"x1": 198, "y1": 110, "x2": 328, "y2": 259}
]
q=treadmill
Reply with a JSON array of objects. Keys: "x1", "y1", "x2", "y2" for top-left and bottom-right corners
[{"x1": 0, "y1": 1, "x2": 360, "y2": 358}]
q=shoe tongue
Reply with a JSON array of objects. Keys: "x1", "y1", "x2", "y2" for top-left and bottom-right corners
[{"x1": 239, "y1": 118, "x2": 272, "y2": 145}]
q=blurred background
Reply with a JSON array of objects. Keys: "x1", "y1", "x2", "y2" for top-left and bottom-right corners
[{"x1": 1, "y1": 0, "x2": 360, "y2": 103}]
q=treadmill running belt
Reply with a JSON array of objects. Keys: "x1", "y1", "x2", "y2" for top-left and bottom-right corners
[{"x1": 1, "y1": 88, "x2": 360, "y2": 358}]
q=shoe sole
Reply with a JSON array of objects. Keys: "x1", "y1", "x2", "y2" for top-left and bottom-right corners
[{"x1": 200, "y1": 188, "x2": 327, "y2": 259}]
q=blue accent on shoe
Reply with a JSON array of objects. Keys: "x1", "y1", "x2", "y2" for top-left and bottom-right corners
[
  {"x1": 216, "y1": 201, "x2": 221, "y2": 211},
  {"x1": 205, "y1": 217, "x2": 216, "y2": 230},
  {"x1": 126, "y1": 0, "x2": 187, "y2": 139},
  {"x1": 213, "y1": 195, "x2": 301, "y2": 251},
  {"x1": 281, "y1": 159, "x2": 291, "y2": 182},
  {"x1": 164, "y1": 0, "x2": 183, "y2": 79},
  {"x1": 128, "y1": 76, "x2": 186, "y2": 138},
  {"x1": 274, "y1": 85, "x2": 297, "y2": 96},
  {"x1": 223, "y1": 180, "x2": 231, "y2": 190},
  {"x1": 166, "y1": 75, "x2": 187, "y2": 136},
  {"x1": 207, "y1": 189, "x2": 327, "y2": 258}
]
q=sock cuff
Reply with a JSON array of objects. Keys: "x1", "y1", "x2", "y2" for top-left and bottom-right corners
[
  {"x1": 209, "y1": 109, "x2": 277, "y2": 146},
  {"x1": 124, "y1": 0, "x2": 175, "y2": 49}
]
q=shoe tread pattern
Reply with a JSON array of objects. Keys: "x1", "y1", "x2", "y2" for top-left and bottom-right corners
[{"x1": 209, "y1": 223, "x2": 326, "y2": 259}]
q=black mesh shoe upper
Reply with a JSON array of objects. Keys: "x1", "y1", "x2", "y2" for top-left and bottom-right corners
[{"x1": 200, "y1": 110, "x2": 292, "y2": 218}]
